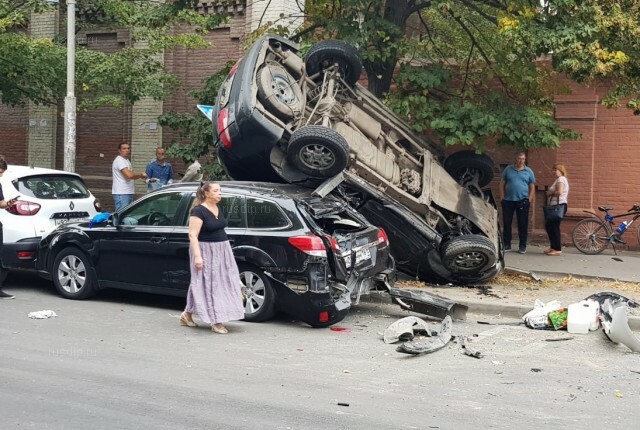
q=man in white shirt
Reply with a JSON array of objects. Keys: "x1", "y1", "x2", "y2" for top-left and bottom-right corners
[
  {"x1": 112, "y1": 143, "x2": 147, "y2": 211},
  {"x1": 179, "y1": 159, "x2": 203, "y2": 183}
]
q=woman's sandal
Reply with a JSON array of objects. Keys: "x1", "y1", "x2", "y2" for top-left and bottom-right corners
[
  {"x1": 543, "y1": 248, "x2": 553, "y2": 254},
  {"x1": 179, "y1": 312, "x2": 197, "y2": 327},
  {"x1": 211, "y1": 325, "x2": 228, "y2": 334},
  {"x1": 547, "y1": 250, "x2": 562, "y2": 256}
]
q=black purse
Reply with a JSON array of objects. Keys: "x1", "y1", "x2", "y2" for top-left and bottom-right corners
[{"x1": 543, "y1": 196, "x2": 566, "y2": 221}]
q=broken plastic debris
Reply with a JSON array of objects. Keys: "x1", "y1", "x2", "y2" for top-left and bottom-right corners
[
  {"x1": 28, "y1": 310, "x2": 58, "y2": 319},
  {"x1": 588, "y1": 292, "x2": 640, "y2": 352},
  {"x1": 383, "y1": 316, "x2": 431, "y2": 344},
  {"x1": 330, "y1": 327, "x2": 351, "y2": 333},
  {"x1": 459, "y1": 336, "x2": 483, "y2": 358},
  {"x1": 396, "y1": 316, "x2": 453, "y2": 355}
]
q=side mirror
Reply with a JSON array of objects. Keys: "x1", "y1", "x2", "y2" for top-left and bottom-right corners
[{"x1": 110, "y1": 213, "x2": 119, "y2": 227}]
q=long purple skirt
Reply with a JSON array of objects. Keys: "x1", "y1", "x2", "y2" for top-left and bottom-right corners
[{"x1": 185, "y1": 241, "x2": 245, "y2": 325}]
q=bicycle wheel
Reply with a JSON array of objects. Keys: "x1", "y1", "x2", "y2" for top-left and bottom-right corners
[{"x1": 572, "y1": 219, "x2": 610, "y2": 255}]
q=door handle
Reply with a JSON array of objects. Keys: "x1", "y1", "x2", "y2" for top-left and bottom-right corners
[{"x1": 151, "y1": 236, "x2": 166, "y2": 243}]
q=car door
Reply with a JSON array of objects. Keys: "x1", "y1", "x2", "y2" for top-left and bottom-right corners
[
  {"x1": 96, "y1": 191, "x2": 184, "y2": 289},
  {"x1": 163, "y1": 192, "x2": 247, "y2": 291}
]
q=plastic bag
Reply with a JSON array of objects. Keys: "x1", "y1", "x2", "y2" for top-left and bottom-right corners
[{"x1": 522, "y1": 299, "x2": 562, "y2": 329}]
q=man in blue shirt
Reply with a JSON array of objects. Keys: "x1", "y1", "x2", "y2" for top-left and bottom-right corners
[
  {"x1": 500, "y1": 152, "x2": 536, "y2": 254},
  {"x1": 145, "y1": 147, "x2": 174, "y2": 192}
]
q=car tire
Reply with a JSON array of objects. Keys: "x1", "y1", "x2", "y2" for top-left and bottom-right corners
[
  {"x1": 239, "y1": 263, "x2": 276, "y2": 322},
  {"x1": 52, "y1": 247, "x2": 97, "y2": 300},
  {"x1": 305, "y1": 40, "x2": 363, "y2": 86},
  {"x1": 257, "y1": 62, "x2": 304, "y2": 120},
  {"x1": 443, "y1": 150, "x2": 495, "y2": 188},
  {"x1": 440, "y1": 235, "x2": 496, "y2": 275},
  {"x1": 287, "y1": 125, "x2": 350, "y2": 178}
]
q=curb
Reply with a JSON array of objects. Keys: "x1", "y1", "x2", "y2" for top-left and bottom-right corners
[{"x1": 504, "y1": 267, "x2": 627, "y2": 283}]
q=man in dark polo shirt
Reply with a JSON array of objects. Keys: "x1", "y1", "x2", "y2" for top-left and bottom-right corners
[{"x1": 499, "y1": 152, "x2": 536, "y2": 254}]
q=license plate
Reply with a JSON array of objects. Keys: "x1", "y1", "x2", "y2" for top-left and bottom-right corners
[
  {"x1": 344, "y1": 247, "x2": 371, "y2": 267},
  {"x1": 55, "y1": 218, "x2": 86, "y2": 226}
]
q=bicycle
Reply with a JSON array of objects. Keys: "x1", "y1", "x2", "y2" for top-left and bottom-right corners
[{"x1": 572, "y1": 204, "x2": 640, "y2": 255}]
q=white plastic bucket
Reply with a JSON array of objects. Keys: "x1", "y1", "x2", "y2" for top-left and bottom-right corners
[{"x1": 567, "y1": 300, "x2": 600, "y2": 334}]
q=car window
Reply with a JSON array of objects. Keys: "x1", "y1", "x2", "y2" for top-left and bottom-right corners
[
  {"x1": 218, "y1": 195, "x2": 246, "y2": 228},
  {"x1": 14, "y1": 175, "x2": 90, "y2": 200},
  {"x1": 246, "y1": 197, "x2": 290, "y2": 229},
  {"x1": 120, "y1": 192, "x2": 183, "y2": 226},
  {"x1": 183, "y1": 194, "x2": 246, "y2": 228}
]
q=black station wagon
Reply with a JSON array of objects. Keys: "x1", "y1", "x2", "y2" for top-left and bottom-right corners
[{"x1": 36, "y1": 182, "x2": 395, "y2": 327}]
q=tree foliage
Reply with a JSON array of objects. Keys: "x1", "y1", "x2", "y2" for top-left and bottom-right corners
[
  {"x1": 0, "y1": 0, "x2": 227, "y2": 108},
  {"x1": 275, "y1": 0, "x2": 640, "y2": 149},
  {"x1": 158, "y1": 62, "x2": 233, "y2": 177}
]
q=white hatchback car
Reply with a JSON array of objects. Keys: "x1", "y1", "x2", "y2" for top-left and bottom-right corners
[{"x1": 0, "y1": 165, "x2": 100, "y2": 275}]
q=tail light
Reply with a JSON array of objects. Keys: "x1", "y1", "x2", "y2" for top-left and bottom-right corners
[
  {"x1": 217, "y1": 108, "x2": 232, "y2": 149},
  {"x1": 6, "y1": 200, "x2": 41, "y2": 216},
  {"x1": 94, "y1": 198, "x2": 102, "y2": 212},
  {"x1": 323, "y1": 234, "x2": 341, "y2": 253},
  {"x1": 17, "y1": 251, "x2": 35, "y2": 260},
  {"x1": 377, "y1": 227, "x2": 388, "y2": 245},
  {"x1": 288, "y1": 235, "x2": 327, "y2": 257},
  {"x1": 318, "y1": 311, "x2": 329, "y2": 323}
]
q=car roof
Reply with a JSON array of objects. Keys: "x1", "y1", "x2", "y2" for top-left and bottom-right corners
[
  {"x1": 163, "y1": 181, "x2": 334, "y2": 201},
  {"x1": 3, "y1": 165, "x2": 81, "y2": 179}
]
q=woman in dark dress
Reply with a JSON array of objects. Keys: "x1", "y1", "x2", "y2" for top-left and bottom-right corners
[
  {"x1": 0, "y1": 155, "x2": 19, "y2": 299},
  {"x1": 180, "y1": 182, "x2": 244, "y2": 333}
]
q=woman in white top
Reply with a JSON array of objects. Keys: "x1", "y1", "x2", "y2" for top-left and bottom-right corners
[{"x1": 544, "y1": 164, "x2": 569, "y2": 256}]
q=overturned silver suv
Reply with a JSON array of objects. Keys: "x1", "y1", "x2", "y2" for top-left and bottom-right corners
[{"x1": 211, "y1": 35, "x2": 503, "y2": 284}]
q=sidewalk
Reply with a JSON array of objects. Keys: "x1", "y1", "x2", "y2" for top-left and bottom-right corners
[{"x1": 504, "y1": 242, "x2": 640, "y2": 283}]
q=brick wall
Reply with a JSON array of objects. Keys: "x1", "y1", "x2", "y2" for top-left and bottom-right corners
[{"x1": 0, "y1": 106, "x2": 27, "y2": 163}]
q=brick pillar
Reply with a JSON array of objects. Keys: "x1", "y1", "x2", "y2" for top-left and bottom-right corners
[
  {"x1": 27, "y1": 10, "x2": 59, "y2": 168},
  {"x1": 130, "y1": 41, "x2": 163, "y2": 194}
]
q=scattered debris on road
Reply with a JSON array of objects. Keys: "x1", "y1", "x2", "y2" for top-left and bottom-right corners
[
  {"x1": 396, "y1": 316, "x2": 453, "y2": 355},
  {"x1": 544, "y1": 337, "x2": 574, "y2": 342},
  {"x1": 382, "y1": 316, "x2": 432, "y2": 344},
  {"x1": 27, "y1": 310, "x2": 57, "y2": 319},
  {"x1": 459, "y1": 336, "x2": 483, "y2": 358}
]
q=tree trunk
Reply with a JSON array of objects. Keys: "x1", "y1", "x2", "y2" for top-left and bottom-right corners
[{"x1": 364, "y1": 0, "x2": 414, "y2": 97}]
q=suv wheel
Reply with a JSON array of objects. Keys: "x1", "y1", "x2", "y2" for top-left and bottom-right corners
[
  {"x1": 305, "y1": 40, "x2": 363, "y2": 86},
  {"x1": 239, "y1": 263, "x2": 276, "y2": 322},
  {"x1": 287, "y1": 125, "x2": 350, "y2": 178},
  {"x1": 444, "y1": 151, "x2": 495, "y2": 188},
  {"x1": 257, "y1": 63, "x2": 304, "y2": 120},
  {"x1": 440, "y1": 235, "x2": 496, "y2": 275},
  {"x1": 53, "y1": 247, "x2": 97, "y2": 299}
]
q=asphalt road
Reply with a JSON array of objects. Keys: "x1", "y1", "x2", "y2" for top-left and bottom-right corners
[{"x1": 1, "y1": 272, "x2": 639, "y2": 430}]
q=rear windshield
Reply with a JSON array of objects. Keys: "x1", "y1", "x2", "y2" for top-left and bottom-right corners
[
  {"x1": 306, "y1": 207, "x2": 366, "y2": 234},
  {"x1": 13, "y1": 175, "x2": 91, "y2": 200}
]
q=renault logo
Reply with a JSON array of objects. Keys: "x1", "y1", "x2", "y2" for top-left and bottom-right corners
[{"x1": 69, "y1": 201, "x2": 75, "y2": 210}]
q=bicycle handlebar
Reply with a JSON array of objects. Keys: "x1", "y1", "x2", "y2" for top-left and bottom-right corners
[{"x1": 629, "y1": 204, "x2": 640, "y2": 212}]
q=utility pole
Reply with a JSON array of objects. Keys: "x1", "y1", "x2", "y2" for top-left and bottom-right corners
[{"x1": 63, "y1": 0, "x2": 76, "y2": 173}]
